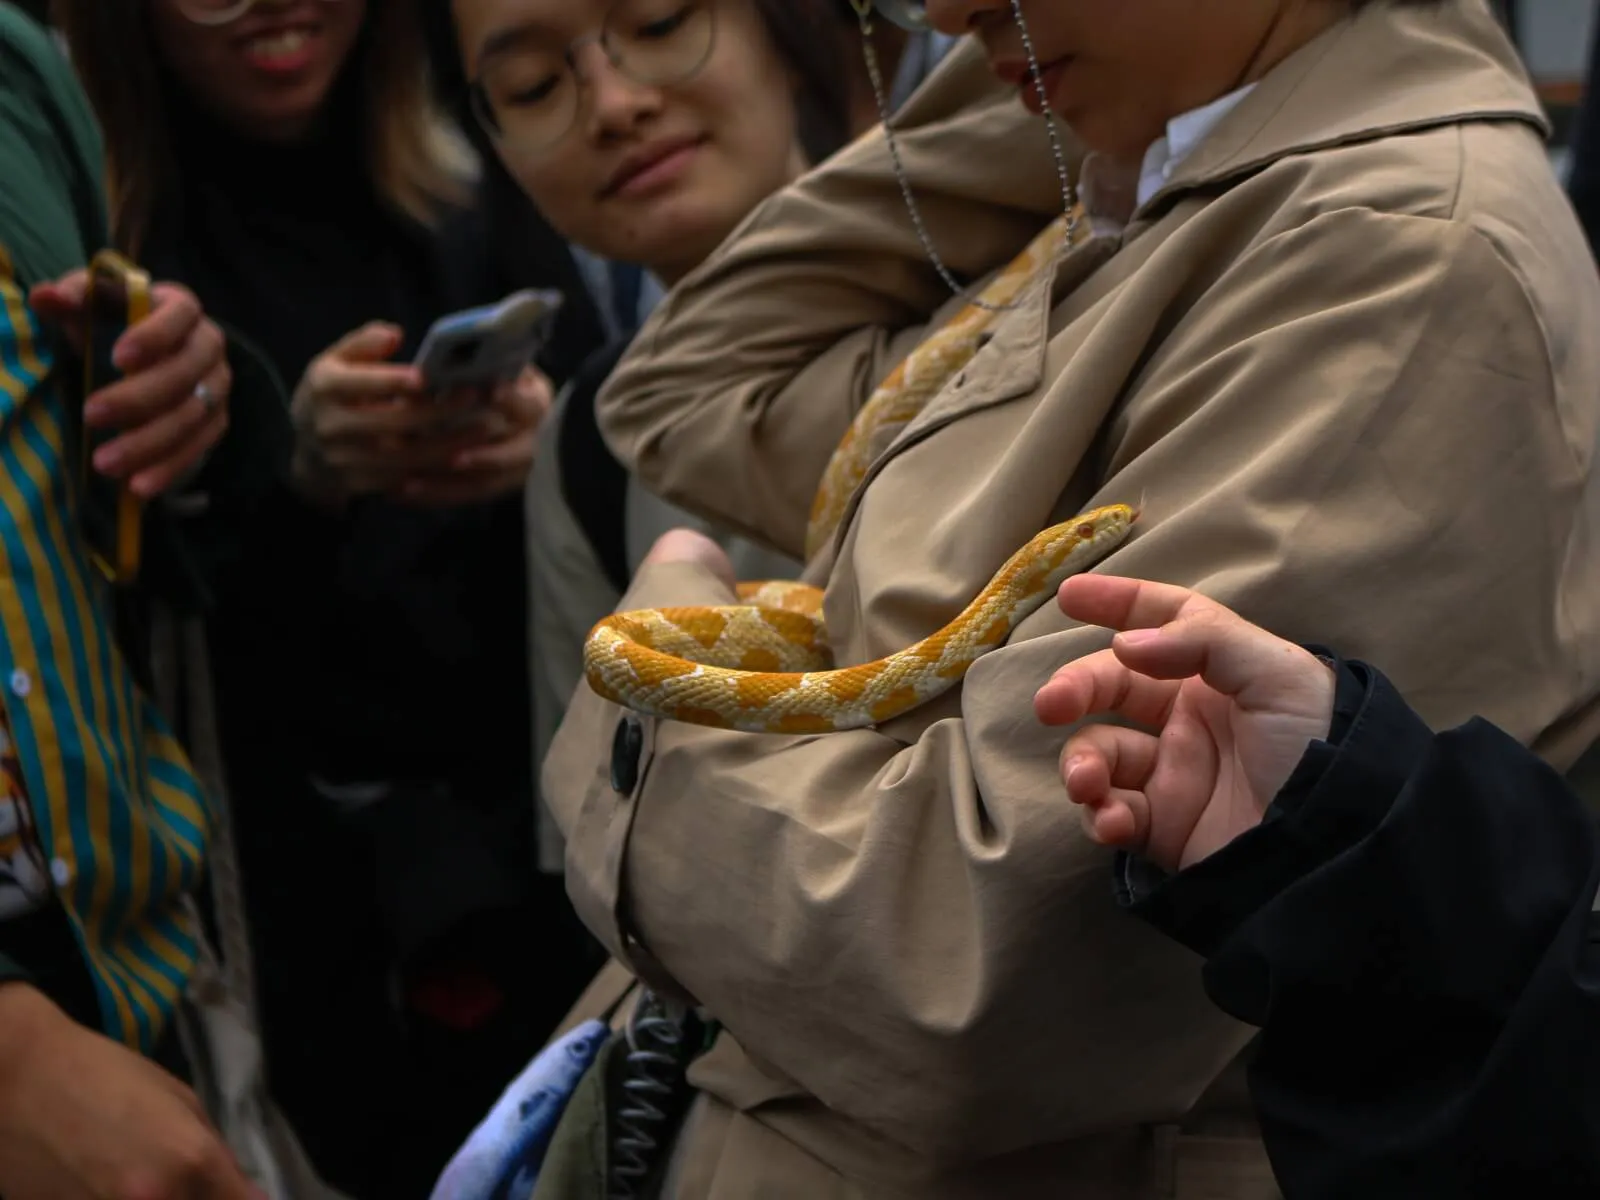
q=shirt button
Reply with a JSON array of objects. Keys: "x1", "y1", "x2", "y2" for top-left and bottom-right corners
[
  {"x1": 610, "y1": 716, "x2": 644, "y2": 797},
  {"x1": 50, "y1": 857, "x2": 71, "y2": 888},
  {"x1": 8, "y1": 669, "x2": 29, "y2": 699}
]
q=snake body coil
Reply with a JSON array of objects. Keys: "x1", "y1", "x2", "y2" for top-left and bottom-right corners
[
  {"x1": 583, "y1": 214, "x2": 1137, "y2": 734},
  {"x1": 583, "y1": 504, "x2": 1136, "y2": 733}
]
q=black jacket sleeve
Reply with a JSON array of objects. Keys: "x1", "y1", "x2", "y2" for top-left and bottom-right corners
[
  {"x1": 1568, "y1": 17, "x2": 1600, "y2": 257},
  {"x1": 1120, "y1": 655, "x2": 1600, "y2": 1199}
]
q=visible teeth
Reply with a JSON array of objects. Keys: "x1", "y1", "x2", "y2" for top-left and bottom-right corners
[{"x1": 247, "y1": 30, "x2": 308, "y2": 58}]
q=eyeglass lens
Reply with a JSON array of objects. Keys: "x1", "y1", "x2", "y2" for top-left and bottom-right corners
[
  {"x1": 174, "y1": 0, "x2": 342, "y2": 28},
  {"x1": 473, "y1": 0, "x2": 715, "y2": 153}
]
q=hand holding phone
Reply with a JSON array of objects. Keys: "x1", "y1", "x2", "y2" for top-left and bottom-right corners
[
  {"x1": 33, "y1": 263, "x2": 231, "y2": 509},
  {"x1": 397, "y1": 366, "x2": 554, "y2": 508},
  {"x1": 412, "y1": 289, "x2": 563, "y2": 393}
]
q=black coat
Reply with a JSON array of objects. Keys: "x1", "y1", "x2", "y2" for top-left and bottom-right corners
[
  {"x1": 1121, "y1": 654, "x2": 1600, "y2": 1198},
  {"x1": 1568, "y1": 18, "x2": 1600, "y2": 254}
]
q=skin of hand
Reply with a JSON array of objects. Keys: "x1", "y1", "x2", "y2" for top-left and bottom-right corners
[
  {"x1": 0, "y1": 983, "x2": 263, "y2": 1200},
  {"x1": 396, "y1": 364, "x2": 553, "y2": 507},
  {"x1": 639, "y1": 527, "x2": 738, "y2": 592},
  {"x1": 30, "y1": 272, "x2": 231, "y2": 499},
  {"x1": 1035, "y1": 575, "x2": 1335, "y2": 872},
  {"x1": 290, "y1": 322, "x2": 553, "y2": 509}
]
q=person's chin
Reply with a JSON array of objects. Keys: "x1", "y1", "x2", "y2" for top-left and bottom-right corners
[
  {"x1": 235, "y1": 89, "x2": 331, "y2": 143},
  {"x1": 614, "y1": 195, "x2": 728, "y2": 263},
  {"x1": 632, "y1": 222, "x2": 719, "y2": 278}
]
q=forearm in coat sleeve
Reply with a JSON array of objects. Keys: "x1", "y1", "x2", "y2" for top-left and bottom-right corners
[
  {"x1": 545, "y1": 571, "x2": 1249, "y2": 1166},
  {"x1": 594, "y1": 38, "x2": 1076, "y2": 559},
  {"x1": 547, "y1": 209, "x2": 1600, "y2": 1167}
]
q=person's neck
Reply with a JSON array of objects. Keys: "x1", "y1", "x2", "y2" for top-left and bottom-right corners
[
  {"x1": 1098, "y1": 1, "x2": 1347, "y2": 188},
  {"x1": 1235, "y1": 0, "x2": 1347, "y2": 92}
]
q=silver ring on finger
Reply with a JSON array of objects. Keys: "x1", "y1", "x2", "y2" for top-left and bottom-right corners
[{"x1": 194, "y1": 381, "x2": 219, "y2": 415}]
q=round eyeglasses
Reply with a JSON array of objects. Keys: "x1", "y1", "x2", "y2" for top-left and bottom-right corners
[
  {"x1": 172, "y1": 0, "x2": 343, "y2": 27},
  {"x1": 469, "y1": 0, "x2": 717, "y2": 157}
]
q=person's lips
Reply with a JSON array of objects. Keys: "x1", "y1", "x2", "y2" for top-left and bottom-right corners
[{"x1": 601, "y1": 135, "x2": 707, "y2": 199}]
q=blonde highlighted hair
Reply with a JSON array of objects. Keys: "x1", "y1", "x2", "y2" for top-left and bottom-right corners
[{"x1": 52, "y1": 0, "x2": 478, "y2": 257}]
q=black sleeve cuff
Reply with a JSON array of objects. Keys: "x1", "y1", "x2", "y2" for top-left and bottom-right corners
[
  {"x1": 1117, "y1": 651, "x2": 1434, "y2": 960},
  {"x1": 0, "y1": 950, "x2": 33, "y2": 988}
]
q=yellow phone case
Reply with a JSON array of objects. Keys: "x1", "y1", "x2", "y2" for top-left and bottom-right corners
[{"x1": 81, "y1": 250, "x2": 152, "y2": 585}]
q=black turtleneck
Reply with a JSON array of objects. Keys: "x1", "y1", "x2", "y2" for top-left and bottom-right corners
[{"x1": 139, "y1": 65, "x2": 545, "y2": 800}]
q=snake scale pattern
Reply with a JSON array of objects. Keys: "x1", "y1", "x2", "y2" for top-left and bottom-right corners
[{"x1": 583, "y1": 211, "x2": 1140, "y2": 733}]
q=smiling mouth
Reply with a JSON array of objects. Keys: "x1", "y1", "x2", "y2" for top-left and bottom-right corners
[
  {"x1": 603, "y1": 138, "x2": 706, "y2": 198},
  {"x1": 240, "y1": 26, "x2": 318, "y2": 70}
]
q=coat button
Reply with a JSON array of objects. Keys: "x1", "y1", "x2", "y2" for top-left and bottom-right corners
[{"x1": 611, "y1": 716, "x2": 643, "y2": 797}]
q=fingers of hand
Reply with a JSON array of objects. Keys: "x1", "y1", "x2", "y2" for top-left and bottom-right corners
[
  {"x1": 1060, "y1": 724, "x2": 1157, "y2": 851},
  {"x1": 395, "y1": 428, "x2": 535, "y2": 505},
  {"x1": 118, "y1": 1127, "x2": 252, "y2": 1200},
  {"x1": 92, "y1": 364, "x2": 231, "y2": 497},
  {"x1": 26, "y1": 270, "x2": 88, "y2": 322},
  {"x1": 297, "y1": 324, "x2": 416, "y2": 418},
  {"x1": 1055, "y1": 574, "x2": 1199, "y2": 633},
  {"x1": 1113, "y1": 605, "x2": 1325, "y2": 714},
  {"x1": 303, "y1": 362, "x2": 423, "y2": 416},
  {"x1": 84, "y1": 316, "x2": 227, "y2": 431},
  {"x1": 1034, "y1": 647, "x2": 1180, "y2": 729},
  {"x1": 110, "y1": 283, "x2": 203, "y2": 374},
  {"x1": 127, "y1": 378, "x2": 230, "y2": 499},
  {"x1": 312, "y1": 395, "x2": 448, "y2": 454},
  {"x1": 328, "y1": 321, "x2": 405, "y2": 363},
  {"x1": 450, "y1": 425, "x2": 536, "y2": 474},
  {"x1": 1058, "y1": 575, "x2": 1324, "y2": 710},
  {"x1": 495, "y1": 368, "x2": 553, "y2": 428}
]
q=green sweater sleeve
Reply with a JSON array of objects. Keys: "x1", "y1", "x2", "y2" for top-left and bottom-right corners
[{"x1": 0, "y1": 5, "x2": 108, "y2": 287}]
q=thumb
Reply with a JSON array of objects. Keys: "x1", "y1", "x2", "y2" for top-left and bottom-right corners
[
  {"x1": 28, "y1": 272, "x2": 90, "y2": 321},
  {"x1": 328, "y1": 321, "x2": 403, "y2": 364},
  {"x1": 1109, "y1": 599, "x2": 1327, "y2": 712}
]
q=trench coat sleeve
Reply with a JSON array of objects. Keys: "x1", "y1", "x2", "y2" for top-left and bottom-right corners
[
  {"x1": 1127, "y1": 655, "x2": 1600, "y2": 1198},
  {"x1": 594, "y1": 37, "x2": 1071, "y2": 559},
  {"x1": 543, "y1": 211, "x2": 1590, "y2": 1167}
]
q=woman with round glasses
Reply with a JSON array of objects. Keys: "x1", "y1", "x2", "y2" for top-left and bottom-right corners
[
  {"x1": 52, "y1": 0, "x2": 612, "y2": 1194},
  {"x1": 530, "y1": 0, "x2": 1600, "y2": 1195},
  {"x1": 442, "y1": 0, "x2": 853, "y2": 878}
]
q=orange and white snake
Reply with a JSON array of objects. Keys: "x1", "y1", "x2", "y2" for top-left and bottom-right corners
[{"x1": 582, "y1": 211, "x2": 1139, "y2": 733}]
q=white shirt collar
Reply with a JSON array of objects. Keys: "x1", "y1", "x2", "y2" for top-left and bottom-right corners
[
  {"x1": 1080, "y1": 83, "x2": 1256, "y2": 235},
  {"x1": 1137, "y1": 84, "x2": 1256, "y2": 208}
]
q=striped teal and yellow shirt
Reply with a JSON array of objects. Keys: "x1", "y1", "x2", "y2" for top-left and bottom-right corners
[
  {"x1": 0, "y1": 6, "x2": 213, "y2": 1052},
  {"x1": 0, "y1": 250, "x2": 214, "y2": 1052}
]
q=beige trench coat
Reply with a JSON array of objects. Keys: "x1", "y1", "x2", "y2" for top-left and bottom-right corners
[
  {"x1": 542, "y1": 2, "x2": 1600, "y2": 1195},
  {"x1": 527, "y1": 385, "x2": 799, "y2": 873}
]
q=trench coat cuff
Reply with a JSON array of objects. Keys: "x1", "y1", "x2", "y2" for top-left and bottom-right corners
[
  {"x1": 1117, "y1": 654, "x2": 1431, "y2": 960},
  {"x1": 547, "y1": 558, "x2": 737, "y2": 1001}
]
